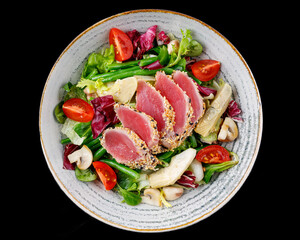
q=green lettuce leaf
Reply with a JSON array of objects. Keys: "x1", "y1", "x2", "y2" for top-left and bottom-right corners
[
  {"x1": 167, "y1": 29, "x2": 202, "y2": 67},
  {"x1": 61, "y1": 118, "x2": 86, "y2": 145},
  {"x1": 76, "y1": 78, "x2": 110, "y2": 95},
  {"x1": 75, "y1": 166, "x2": 97, "y2": 182},
  {"x1": 82, "y1": 44, "x2": 115, "y2": 78},
  {"x1": 63, "y1": 84, "x2": 87, "y2": 102}
]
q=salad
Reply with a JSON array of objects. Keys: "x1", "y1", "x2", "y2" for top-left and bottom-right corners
[{"x1": 54, "y1": 25, "x2": 242, "y2": 207}]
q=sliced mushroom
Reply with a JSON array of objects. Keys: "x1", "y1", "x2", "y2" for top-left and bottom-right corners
[
  {"x1": 141, "y1": 188, "x2": 162, "y2": 207},
  {"x1": 167, "y1": 40, "x2": 180, "y2": 54},
  {"x1": 218, "y1": 117, "x2": 239, "y2": 142},
  {"x1": 162, "y1": 187, "x2": 184, "y2": 201},
  {"x1": 83, "y1": 86, "x2": 98, "y2": 100},
  {"x1": 67, "y1": 145, "x2": 93, "y2": 170}
]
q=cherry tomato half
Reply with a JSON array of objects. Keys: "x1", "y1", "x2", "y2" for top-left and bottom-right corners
[
  {"x1": 109, "y1": 28, "x2": 133, "y2": 62},
  {"x1": 62, "y1": 98, "x2": 94, "y2": 122},
  {"x1": 196, "y1": 145, "x2": 230, "y2": 164},
  {"x1": 93, "y1": 161, "x2": 117, "y2": 190},
  {"x1": 191, "y1": 60, "x2": 221, "y2": 82}
]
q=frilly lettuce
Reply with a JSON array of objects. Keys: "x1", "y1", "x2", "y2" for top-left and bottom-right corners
[
  {"x1": 76, "y1": 79, "x2": 109, "y2": 95},
  {"x1": 167, "y1": 29, "x2": 202, "y2": 67},
  {"x1": 81, "y1": 44, "x2": 115, "y2": 78},
  {"x1": 77, "y1": 45, "x2": 115, "y2": 95}
]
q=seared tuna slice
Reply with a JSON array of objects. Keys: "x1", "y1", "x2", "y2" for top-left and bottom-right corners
[
  {"x1": 114, "y1": 103, "x2": 161, "y2": 154},
  {"x1": 136, "y1": 80, "x2": 176, "y2": 150},
  {"x1": 100, "y1": 127, "x2": 161, "y2": 170},
  {"x1": 155, "y1": 71, "x2": 194, "y2": 142},
  {"x1": 172, "y1": 71, "x2": 205, "y2": 124}
]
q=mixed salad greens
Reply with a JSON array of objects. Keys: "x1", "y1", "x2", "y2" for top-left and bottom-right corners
[{"x1": 54, "y1": 25, "x2": 242, "y2": 207}]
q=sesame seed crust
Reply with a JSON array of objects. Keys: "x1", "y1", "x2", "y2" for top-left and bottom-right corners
[
  {"x1": 175, "y1": 98, "x2": 194, "y2": 146},
  {"x1": 188, "y1": 72, "x2": 206, "y2": 120},
  {"x1": 114, "y1": 103, "x2": 162, "y2": 155},
  {"x1": 101, "y1": 127, "x2": 161, "y2": 170},
  {"x1": 161, "y1": 95, "x2": 176, "y2": 134},
  {"x1": 172, "y1": 70, "x2": 206, "y2": 122},
  {"x1": 155, "y1": 71, "x2": 196, "y2": 150},
  {"x1": 140, "y1": 81, "x2": 176, "y2": 152}
]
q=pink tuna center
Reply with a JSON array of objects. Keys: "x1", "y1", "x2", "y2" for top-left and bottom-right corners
[
  {"x1": 136, "y1": 81, "x2": 165, "y2": 131},
  {"x1": 155, "y1": 73, "x2": 188, "y2": 134},
  {"x1": 117, "y1": 108, "x2": 154, "y2": 148},
  {"x1": 104, "y1": 131, "x2": 140, "y2": 162}
]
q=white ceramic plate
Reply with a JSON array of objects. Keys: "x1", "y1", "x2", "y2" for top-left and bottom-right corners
[{"x1": 39, "y1": 9, "x2": 262, "y2": 232}]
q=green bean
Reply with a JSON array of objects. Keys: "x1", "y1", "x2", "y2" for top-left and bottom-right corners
[
  {"x1": 82, "y1": 134, "x2": 94, "y2": 145},
  {"x1": 187, "y1": 71, "x2": 202, "y2": 86},
  {"x1": 90, "y1": 66, "x2": 141, "y2": 81},
  {"x1": 90, "y1": 141, "x2": 101, "y2": 151},
  {"x1": 157, "y1": 150, "x2": 175, "y2": 160},
  {"x1": 102, "y1": 67, "x2": 174, "y2": 83},
  {"x1": 107, "y1": 57, "x2": 158, "y2": 71},
  {"x1": 60, "y1": 138, "x2": 71, "y2": 144},
  {"x1": 86, "y1": 68, "x2": 98, "y2": 79},
  {"x1": 100, "y1": 159, "x2": 140, "y2": 180},
  {"x1": 107, "y1": 61, "x2": 139, "y2": 70},
  {"x1": 93, "y1": 147, "x2": 107, "y2": 161},
  {"x1": 163, "y1": 156, "x2": 173, "y2": 163},
  {"x1": 139, "y1": 57, "x2": 159, "y2": 67},
  {"x1": 91, "y1": 63, "x2": 175, "y2": 82},
  {"x1": 85, "y1": 137, "x2": 100, "y2": 149},
  {"x1": 188, "y1": 133, "x2": 198, "y2": 148}
]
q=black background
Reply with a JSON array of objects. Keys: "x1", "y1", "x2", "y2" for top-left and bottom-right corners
[{"x1": 12, "y1": 2, "x2": 292, "y2": 239}]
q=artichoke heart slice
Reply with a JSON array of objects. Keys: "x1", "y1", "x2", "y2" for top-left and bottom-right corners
[
  {"x1": 195, "y1": 83, "x2": 232, "y2": 137},
  {"x1": 148, "y1": 148, "x2": 196, "y2": 188}
]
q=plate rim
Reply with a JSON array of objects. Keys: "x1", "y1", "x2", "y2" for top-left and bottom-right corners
[{"x1": 39, "y1": 9, "x2": 263, "y2": 232}]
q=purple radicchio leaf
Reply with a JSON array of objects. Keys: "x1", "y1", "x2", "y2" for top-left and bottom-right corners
[
  {"x1": 197, "y1": 85, "x2": 217, "y2": 96},
  {"x1": 157, "y1": 31, "x2": 170, "y2": 44},
  {"x1": 126, "y1": 29, "x2": 140, "y2": 52},
  {"x1": 226, "y1": 100, "x2": 243, "y2": 122},
  {"x1": 63, "y1": 144, "x2": 80, "y2": 170},
  {"x1": 136, "y1": 25, "x2": 157, "y2": 59},
  {"x1": 176, "y1": 171, "x2": 199, "y2": 188},
  {"x1": 90, "y1": 95, "x2": 119, "y2": 138},
  {"x1": 140, "y1": 60, "x2": 163, "y2": 70}
]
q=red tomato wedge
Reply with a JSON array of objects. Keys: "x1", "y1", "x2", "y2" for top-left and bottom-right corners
[
  {"x1": 196, "y1": 145, "x2": 230, "y2": 164},
  {"x1": 191, "y1": 60, "x2": 221, "y2": 82},
  {"x1": 93, "y1": 161, "x2": 117, "y2": 190},
  {"x1": 109, "y1": 28, "x2": 133, "y2": 62},
  {"x1": 62, "y1": 98, "x2": 94, "y2": 122}
]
